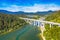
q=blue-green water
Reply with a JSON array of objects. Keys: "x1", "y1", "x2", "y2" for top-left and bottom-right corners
[{"x1": 0, "y1": 25, "x2": 40, "y2": 40}]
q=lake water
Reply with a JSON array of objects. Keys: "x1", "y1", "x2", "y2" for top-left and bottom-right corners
[{"x1": 0, "y1": 25, "x2": 40, "y2": 40}]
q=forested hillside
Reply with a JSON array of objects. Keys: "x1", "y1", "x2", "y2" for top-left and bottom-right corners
[
  {"x1": 0, "y1": 13, "x2": 27, "y2": 35},
  {"x1": 45, "y1": 10, "x2": 60, "y2": 23},
  {"x1": 43, "y1": 11, "x2": 60, "y2": 40}
]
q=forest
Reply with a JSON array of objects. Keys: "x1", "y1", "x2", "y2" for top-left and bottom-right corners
[
  {"x1": 43, "y1": 11, "x2": 60, "y2": 40},
  {"x1": 0, "y1": 13, "x2": 27, "y2": 35}
]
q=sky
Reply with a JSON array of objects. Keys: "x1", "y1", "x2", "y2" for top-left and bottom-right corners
[{"x1": 0, "y1": 0, "x2": 60, "y2": 12}]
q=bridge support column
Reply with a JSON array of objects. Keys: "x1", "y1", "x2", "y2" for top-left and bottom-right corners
[
  {"x1": 40, "y1": 23, "x2": 45, "y2": 34},
  {"x1": 50, "y1": 24, "x2": 52, "y2": 28},
  {"x1": 34, "y1": 21, "x2": 36, "y2": 26},
  {"x1": 40, "y1": 23, "x2": 45, "y2": 40},
  {"x1": 37, "y1": 22, "x2": 40, "y2": 27}
]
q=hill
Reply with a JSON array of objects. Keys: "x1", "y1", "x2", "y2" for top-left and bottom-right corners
[
  {"x1": 0, "y1": 13, "x2": 27, "y2": 35},
  {"x1": 45, "y1": 10, "x2": 60, "y2": 23},
  {"x1": 44, "y1": 10, "x2": 60, "y2": 40}
]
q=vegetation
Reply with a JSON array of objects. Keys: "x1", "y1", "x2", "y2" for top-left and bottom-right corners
[
  {"x1": 43, "y1": 11, "x2": 60, "y2": 40},
  {"x1": 0, "y1": 13, "x2": 27, "y2": 35},
  {"x1": 45, "y1": 11, "x2": 60, "y2": 23},
  {"x1": 19, "y1": 15, "x2": 40, "y2": 19}
]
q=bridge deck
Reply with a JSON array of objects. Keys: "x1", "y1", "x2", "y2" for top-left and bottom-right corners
[{"x1": 20, "y1": 17, "x2": 60, "y2": 25}]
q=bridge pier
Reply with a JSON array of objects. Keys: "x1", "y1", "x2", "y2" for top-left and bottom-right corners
[
  {"x1": 37, "y1": 22, "x2": 40, "y2": 27},
  {"x1": 40, "y1": 23, "x2": 45, "y2": 34},
  {"x1": 50, "y1": 24, "x2": 52, "y2": 28},
  {"x1": 40, "y1": 23, "x2": 45, "y2": 40},
  {"x1": 34, "y1": 21, "x2": 36, "y2": 26},
  {"x1": 34, "y1": 21, "x2": 39, "y2": 26}
]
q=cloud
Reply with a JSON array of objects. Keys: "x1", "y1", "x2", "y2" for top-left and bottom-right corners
[{"x1": 0, "y1": 4, "x2": 60, "y2": 12}]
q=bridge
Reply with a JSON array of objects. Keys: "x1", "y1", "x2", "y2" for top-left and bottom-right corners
[
  {"x1": 20, "y1": 17, "x2": 60, "y2": 27},
  {"x1": 20, "y1": 17, "x2": 60, "y2": 40}
]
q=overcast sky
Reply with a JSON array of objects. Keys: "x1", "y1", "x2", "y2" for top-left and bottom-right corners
[{"x1": 0, "y1": 0, "x2": 60, "y2": 12}]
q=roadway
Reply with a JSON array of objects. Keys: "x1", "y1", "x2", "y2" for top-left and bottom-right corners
[{"x1": 20, "y1": 17, "x2": 60, "y2": 25}]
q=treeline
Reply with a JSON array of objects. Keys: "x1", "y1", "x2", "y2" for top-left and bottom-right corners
[
  {"x1": 0, "y1": 13, "x2": 27, "y2": 35},
  {"x1": 43, "y1": 11, "x2": 60, "y2": 40}
]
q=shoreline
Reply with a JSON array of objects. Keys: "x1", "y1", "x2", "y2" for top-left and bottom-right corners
[{"x1": 0, "y1": 24, "x2": 27, "y2": 37}]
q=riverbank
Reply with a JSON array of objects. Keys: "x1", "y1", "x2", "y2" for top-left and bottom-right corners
[{"x1": 0, "y1": 24, "x2": 27, "y2": 37}]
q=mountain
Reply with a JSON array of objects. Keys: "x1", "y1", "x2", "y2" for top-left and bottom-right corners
[
  {"x1": 35, "y1": 10, "x2": 54, "y2": 15},
  {"x1": 0, "y1": 10, "x2": 54, "y2": 15}
]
